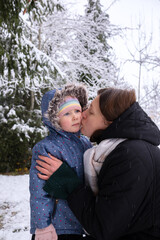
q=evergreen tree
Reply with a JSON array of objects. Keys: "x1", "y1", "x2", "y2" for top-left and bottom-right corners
[
  {"x1": 0, "y1": 0, "x2": 65, "y2": 173},
  {"x1": 75, "y1": 0, "x2": 118, "y2": 97}
]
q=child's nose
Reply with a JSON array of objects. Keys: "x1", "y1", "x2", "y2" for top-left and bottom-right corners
[{"x1": 73, "y1": 112, "x2": 78, "y2": 119}]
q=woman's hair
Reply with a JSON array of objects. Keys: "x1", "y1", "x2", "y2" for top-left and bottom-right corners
[
  {"x1": 98, "y1": 87, "x2": 136, "y2": 121},
  {"x1": 90, "y1": 87, "x2": 136, "y2": 142}
]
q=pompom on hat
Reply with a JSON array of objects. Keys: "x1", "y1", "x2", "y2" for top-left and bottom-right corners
[{"x1": 46, "y1": 84, "x2": 88, "y2": 130}]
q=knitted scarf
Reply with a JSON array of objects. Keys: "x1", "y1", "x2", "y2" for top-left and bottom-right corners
[{"x1": 84, "y1": 138, "x2": 126, "y2": 195}]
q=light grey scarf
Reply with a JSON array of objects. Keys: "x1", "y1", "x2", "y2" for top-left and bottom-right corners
[{"x1": 84, "y1": 138, "x2": 126, "y2": 195}]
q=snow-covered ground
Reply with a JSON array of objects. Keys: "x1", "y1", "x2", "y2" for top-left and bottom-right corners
[{"x1": 0, "y1": 174, "x2": 31, "y2": 240}]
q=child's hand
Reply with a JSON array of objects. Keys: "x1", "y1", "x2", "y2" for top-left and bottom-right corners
[
  {"x1": 36, "y1": 154, "x2": 62, "y2": 180},
  {"x1": 35, "y1": 224, "x2": 57, "y2": 240}
]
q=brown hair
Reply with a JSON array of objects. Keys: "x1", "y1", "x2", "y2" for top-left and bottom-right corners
[
  {"x1": 90, "y1": 87, "x2": 136, "y2": 142},
  {"x1": 98, "y1": 87, "x2": 136, "y2": 121}
]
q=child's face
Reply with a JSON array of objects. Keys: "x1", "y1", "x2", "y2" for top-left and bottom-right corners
[{"x1": 59, "y1": 109, "x2": 82, "y2": 133}]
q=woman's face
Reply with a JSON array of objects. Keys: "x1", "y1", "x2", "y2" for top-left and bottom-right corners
[{"x1": 81, "y1": 95, "x2": 110, "y2": 137}]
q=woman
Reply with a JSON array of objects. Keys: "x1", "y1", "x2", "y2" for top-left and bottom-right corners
[{"x1": 36, "y1": 87, "x2": 160, "y2": 240}]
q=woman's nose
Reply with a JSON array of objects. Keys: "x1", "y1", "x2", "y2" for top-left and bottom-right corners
[{"x1": 82, "y1": 110, "x2": 87, "y2": 119}]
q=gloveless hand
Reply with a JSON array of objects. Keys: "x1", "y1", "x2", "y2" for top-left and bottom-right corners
[
  {"x1": 35, "y1": 224, "x2": 58, "y2": 240},
  {"x1": 36, "y1": 153, "x2": 62, "y2": 180}
]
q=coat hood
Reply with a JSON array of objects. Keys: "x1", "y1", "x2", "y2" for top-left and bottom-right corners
[
  {"x1": 41, "y1": 84, "x2": 88, "y2": 131},
  {"x1": 41, "y1": 89, "x2": 56, "y2": 131},
  {"x1": 97, "y1": 102, "x2": 160, "y2": 146}
]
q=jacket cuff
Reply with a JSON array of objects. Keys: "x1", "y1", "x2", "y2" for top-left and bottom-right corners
[{"x1": 43, "y1": 162, "x2": 81, "y2": 199}]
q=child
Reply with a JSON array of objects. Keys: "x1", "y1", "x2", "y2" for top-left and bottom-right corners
[{"x1": 29, "y1": 85, "x2": 92, "y2": 240}]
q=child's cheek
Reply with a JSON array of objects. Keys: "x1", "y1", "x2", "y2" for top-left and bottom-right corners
[{"x1": 59, "y1": 118, "x2": 70, "y2": 130}]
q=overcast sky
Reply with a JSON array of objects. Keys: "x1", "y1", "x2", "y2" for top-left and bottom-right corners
[{"x1": 106, "y1": 0, "x2": 160, "y2": 87}]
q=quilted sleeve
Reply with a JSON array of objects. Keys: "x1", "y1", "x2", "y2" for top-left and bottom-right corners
[{"x1": 29, "y1": 143, "x2": 55, "y2": 232}]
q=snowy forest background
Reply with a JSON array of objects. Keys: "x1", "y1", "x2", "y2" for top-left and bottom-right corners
[
  {"x1": 0, "y1": 0, "x2": 160, "y2": 239},
  {"x1": 0, "y1": 0, "x2": 160, "y2": 174}
]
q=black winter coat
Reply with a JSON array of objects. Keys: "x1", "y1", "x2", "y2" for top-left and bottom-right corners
[{"x1": 67, "y1": 102, "x2": 160, "y2": 240}]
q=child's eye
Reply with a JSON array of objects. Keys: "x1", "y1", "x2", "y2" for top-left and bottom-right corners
[
  {"x1": 64, "y1": 112, "x2": 70, "y2": 116},
  {"x1": 75, "y1": 109, "x2": 81, "y2": 113}
]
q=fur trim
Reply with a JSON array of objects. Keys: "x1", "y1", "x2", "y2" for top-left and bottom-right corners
[{"x1": 46, "y1": 84, "x2": 88, "y2": 130}]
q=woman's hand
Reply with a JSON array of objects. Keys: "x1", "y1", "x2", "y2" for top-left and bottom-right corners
[{"x1": 36, "y1": 153, "x2": 62, "y2": 180}]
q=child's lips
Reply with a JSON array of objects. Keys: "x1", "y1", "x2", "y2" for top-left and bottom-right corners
[{"x1": 72, "y1": 123, "x2": 80, "y2": 126}]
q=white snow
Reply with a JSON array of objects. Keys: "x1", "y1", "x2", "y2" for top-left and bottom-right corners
[
  {"x1": 0, "y1": 174, "x2": 31, "y2": 240},
  {"x1": 7, "y1": 109, "x2": 16, "y2": 117}
]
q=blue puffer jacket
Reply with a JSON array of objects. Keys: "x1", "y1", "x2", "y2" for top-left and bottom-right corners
[{"x1": 29, "y1": 89, "x2": 92, "y2": 235}]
